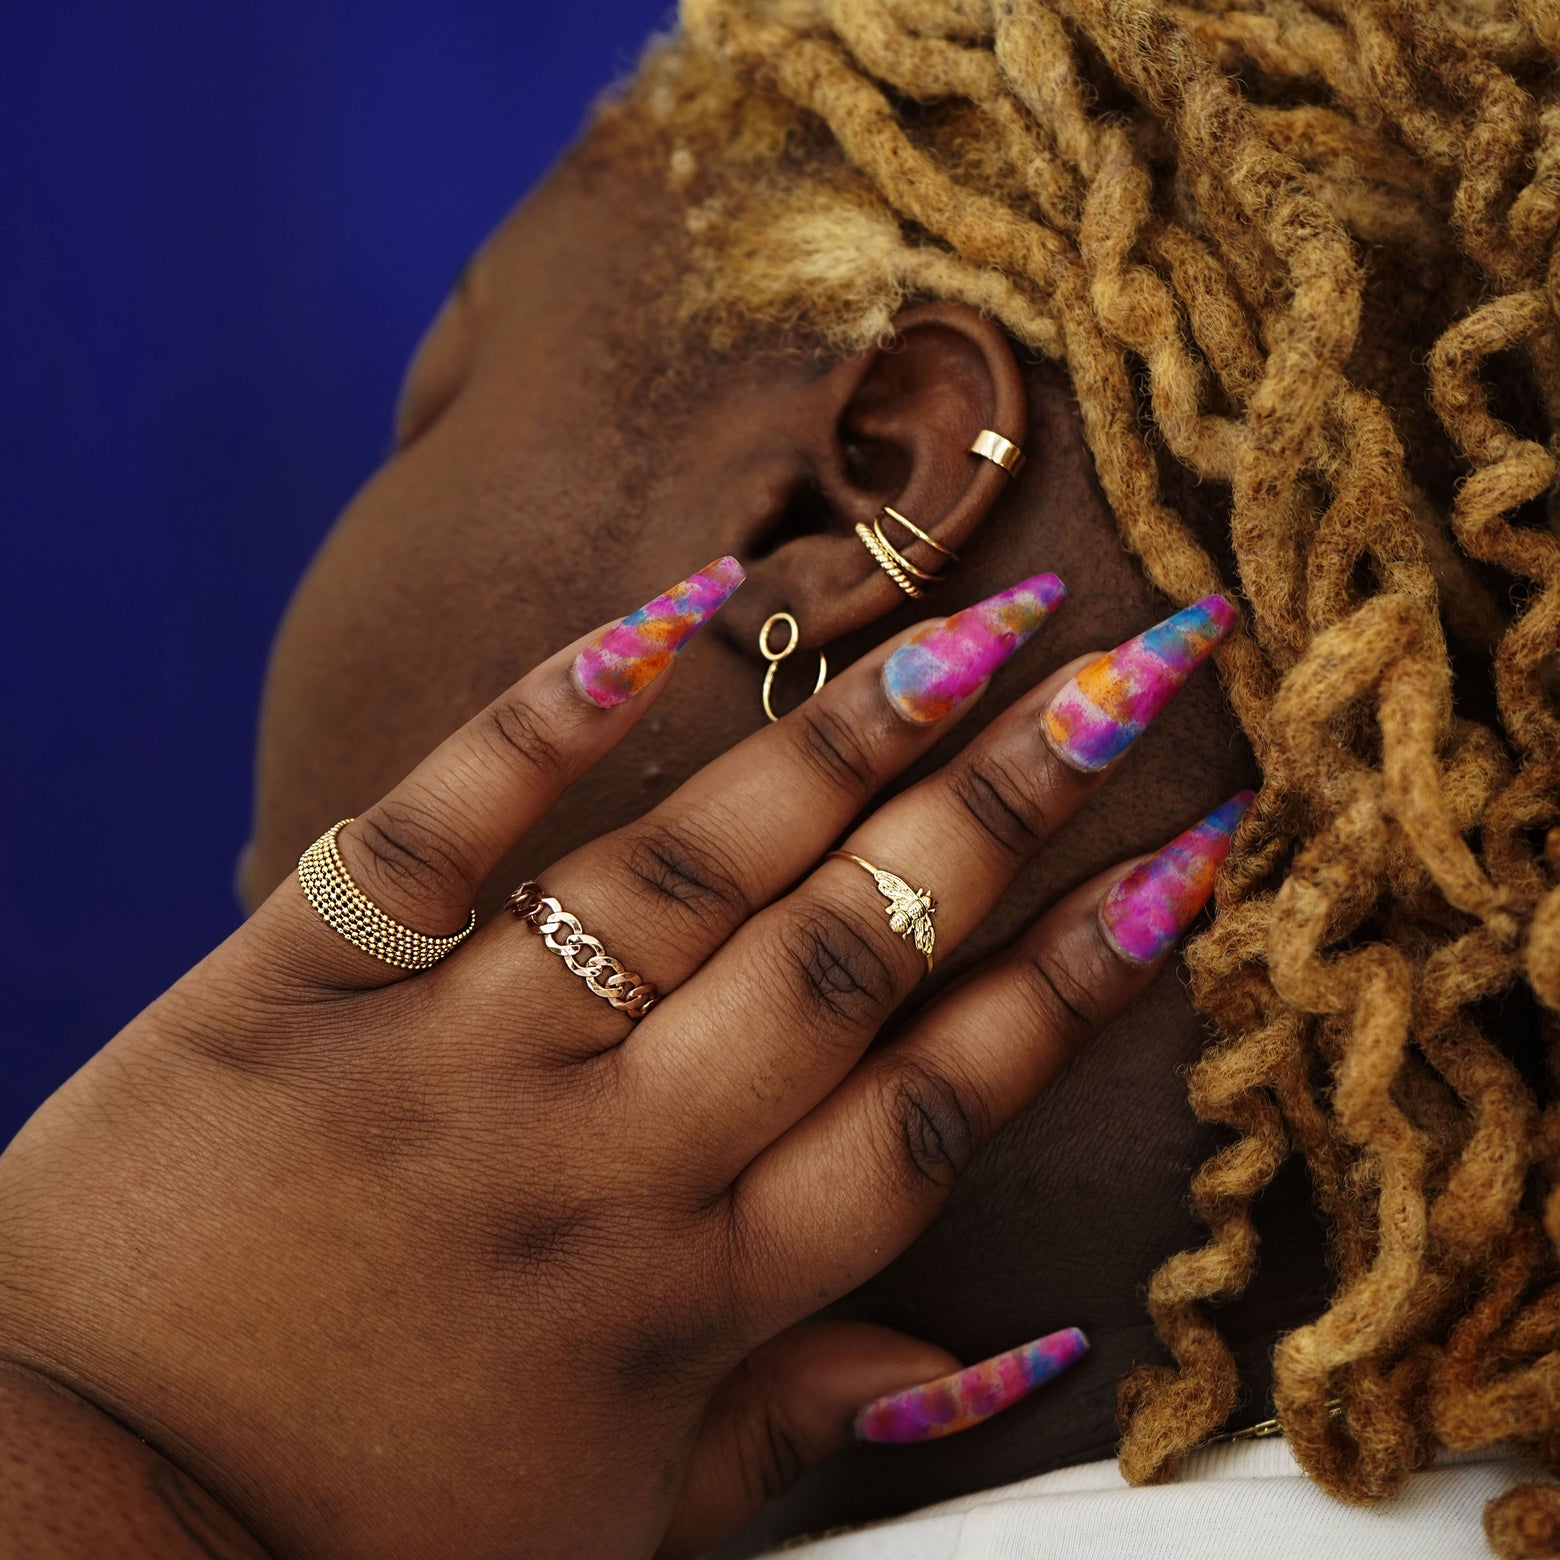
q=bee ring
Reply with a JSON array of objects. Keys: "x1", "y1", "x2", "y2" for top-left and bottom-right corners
[{"x1": 826, "y1": 851, "x2": 938, "y2": 975}]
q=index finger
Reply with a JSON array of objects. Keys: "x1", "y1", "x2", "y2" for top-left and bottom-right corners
[{"x1": 261, "y1": 557, "x2": 745, "y2": 987}]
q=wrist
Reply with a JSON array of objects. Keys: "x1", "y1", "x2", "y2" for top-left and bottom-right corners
[
  {"x1": 0, "y1": 1020, "x2": 292, "y2": 1554},
  {"x1": 0, "y1": 1359, "x2": 272, "y2": 1559}
]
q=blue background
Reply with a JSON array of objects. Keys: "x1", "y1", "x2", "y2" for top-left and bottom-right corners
[{"x1": 3, "y1": 3, "x2": 672, "y2": 1144}]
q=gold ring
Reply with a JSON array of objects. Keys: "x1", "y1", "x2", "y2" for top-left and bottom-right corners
[
  {"x1": 970, "y1": 429, "x2": 1025, "y2": 475},
  {"x1": 298, "y1": 819, "x2": 477, "y2": 971},
  {"x1": 508, "y1": 881, "x2": 659, "y2": 1018},
  {"x1": 855, "y1": 521, "x2": 925, "y2": 599},
  {"x1": 827, "y1": 850, "x2": 938, "y2": 974}
]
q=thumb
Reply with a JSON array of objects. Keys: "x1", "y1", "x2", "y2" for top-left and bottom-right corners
[{"x1": 657, "y1": 1322, "x2": 959, "y2": 1559}]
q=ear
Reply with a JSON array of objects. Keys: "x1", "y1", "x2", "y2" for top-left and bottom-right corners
[{"x1": 716, "y1": 301, "x2": 1027, "y2": 654}]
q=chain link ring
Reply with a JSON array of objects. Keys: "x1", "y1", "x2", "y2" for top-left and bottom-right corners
[{"x1": 507, "y1": 881, "x2": 659, "y2": 1018}]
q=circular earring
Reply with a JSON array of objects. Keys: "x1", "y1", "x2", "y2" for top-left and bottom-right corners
[{"x1": 760, "y1": 612, "x2": 827, "y2": 723}]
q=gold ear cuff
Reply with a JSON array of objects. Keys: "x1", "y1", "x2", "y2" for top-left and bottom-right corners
[
  {"x1": 970, "y1": 428, "x2": 1025, "y2": 475},
  {"x1": 855, "y1": 430, "x2": 1023, "y2": 597},
  {"x1": 854, "y1": 506, "x2": 959, "y2": 599}
]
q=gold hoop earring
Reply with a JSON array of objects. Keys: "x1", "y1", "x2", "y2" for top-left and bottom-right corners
[{"x1": 760, "y1": 612, "x2": 827, "y2": 723}]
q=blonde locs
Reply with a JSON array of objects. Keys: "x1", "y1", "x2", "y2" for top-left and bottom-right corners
[{"x1": 602, "y1": 0, "x2": 1560, "y2": 1550}]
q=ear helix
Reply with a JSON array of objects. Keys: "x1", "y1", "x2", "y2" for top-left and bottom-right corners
[{"x1": 852, "y1": 428, "x2": 1026, "y2": 600}]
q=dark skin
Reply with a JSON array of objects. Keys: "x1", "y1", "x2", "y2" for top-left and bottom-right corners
[
  {"x1": 0, "y1": 134, "x2": 1327, "y2": 1559},
  {"x1": 241, "y1": 136, "x2": 1324, "y2": 1544}
]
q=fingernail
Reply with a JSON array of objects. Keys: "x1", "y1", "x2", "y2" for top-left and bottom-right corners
[
  {"x1": 881, "y1": 573, "x2": 1067, "y2": 725},
  {"x1": 1043, "y1": 594, "x2": 1236, "y2": 771},
  {"x1": 854, "y1": 1326, "x2": 1088, "y2": 1444},
  {"x1": 1100, "y1": 790, "x2": 1255, "y2": 966},
  {"x1": 571, "y1": 556, "x2": 745, "y2": 709}
]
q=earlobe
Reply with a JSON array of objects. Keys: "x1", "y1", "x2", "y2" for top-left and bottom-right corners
[{"x1": 728, "y1": 301, "x2": 1028, "y2": 653}]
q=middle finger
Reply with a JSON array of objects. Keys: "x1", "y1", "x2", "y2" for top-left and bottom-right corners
[{"x1": 635, "y1": 595, "x2": 1236, "y2": 1174}]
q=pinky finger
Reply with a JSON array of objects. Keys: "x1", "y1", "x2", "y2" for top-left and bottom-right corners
[{"x1": 732, "y1": 791, "x2": 1256, "y2": 1334}]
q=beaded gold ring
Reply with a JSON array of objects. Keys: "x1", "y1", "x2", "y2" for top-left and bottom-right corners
[{"x1": 297, "y1": 818, "x2": 477, "y2": 971}]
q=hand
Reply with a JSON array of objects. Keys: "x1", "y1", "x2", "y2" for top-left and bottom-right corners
[{"x1": 0, "y1": 559, "x2": 1242, "y2": 1559}]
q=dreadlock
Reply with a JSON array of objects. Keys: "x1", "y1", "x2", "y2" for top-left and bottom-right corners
[{"x1": 598, "y1": 0, "x2": 1560, "y2": 1551}]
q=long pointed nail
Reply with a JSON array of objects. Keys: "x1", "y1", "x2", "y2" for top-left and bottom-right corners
[
  {"x1": 854, "y1": 1326, "x2": 1088, "y2": 1443},
  {"x1": 1100, "y1": 790, "x2": 1255, "y2": 965},
  {"x1": 882, "y1": 573, "x2": 1067, "y2": 725},
  {"x1": 571, "y1": 557, "x2": 745, "y2": 709},
  {"x1": 1043, "y1": 594, "x2": 1236, "y2": 771}
]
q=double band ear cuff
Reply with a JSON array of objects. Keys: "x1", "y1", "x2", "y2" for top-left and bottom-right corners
[
  {"x1": 881, "y1": 507, "x2": 958, "y2": 581},
  {"x1": 855, "y1": 505, "x2": 959, "y2": 599}
]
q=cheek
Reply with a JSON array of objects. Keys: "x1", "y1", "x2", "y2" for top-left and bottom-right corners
[
  {"x1": 245, "y1": 455, "x2": 552, "y2": 905},
  {"x1": 395, "y1": 286, "x2": 476, "y2": 450}
]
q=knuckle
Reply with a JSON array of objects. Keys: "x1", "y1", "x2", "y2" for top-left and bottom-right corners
[
  {"x1": 482, "y1": 693, "x2": 568, "y2": 780},
  {"x1": 877, "y1": 1056, "x2": 986, "y2": 1192},
  {"x1": 1017, "y1": 944, "x2": 1105, "y2": 1051},
  {"x1": 620, "y1": 818, "x2": 752, "y2": 933},
  {"x1": 606, "y1": 1223, "x2": 740, "y2": 1400},
  {"x1": 484, "y1": 1203, "x2": 598, "y2": 1289},
  {"x1": 948, "y1": 753, "x2": 1050, "y2": 860},
  {"x1": 748, "y1": 1406, "x2": 807, "y2": 1501},
  {"x1": 774, "y1": 900, "x2": 899, "y2": 1029},
  {"x1": 794, "y1": 706, "x2": 879, "y2": 800},
  {"x1": 351, "y1": 798, "x2": 479, "y2": 909}
]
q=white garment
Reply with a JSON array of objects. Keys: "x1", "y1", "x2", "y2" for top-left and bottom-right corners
[{"x1": 765, "y1": 1436, "x2": 1543, "y2": 1558}]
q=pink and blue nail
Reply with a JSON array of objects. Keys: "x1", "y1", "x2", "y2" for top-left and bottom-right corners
[
  {"x1": 855, "y1": 1326, "x2": 1089, "y2": 1443},
  {"x1": 882, "y1": 573, "x2": 1067, "y2": 724},
  {"x1": 1044, "y1": 595, "x2": 1236, "y2": 771},
  {"x1": 1100, "y1": 791, "x2": 1255, "y2": 965},
  {"x1": 571, "y1": 556, "x2": 745, "y2": 708}
]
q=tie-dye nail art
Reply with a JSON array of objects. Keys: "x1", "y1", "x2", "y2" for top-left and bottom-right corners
[
  {"x1": 1043, "y1": 595, "x2": 1236, "y2": 772},
  {"x1": 571, "y1": 556, "x2": 745, "y2": 709},
  {"x1": 881, "y1": 573, "x2": 1067, "y2": 725},
  {"x1": 1100, "y1": 791, "x2": 1255, "y2": 966},
  {"x1": 855, "y1": 1327, "x2": 1089, "y2": 1444}
]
